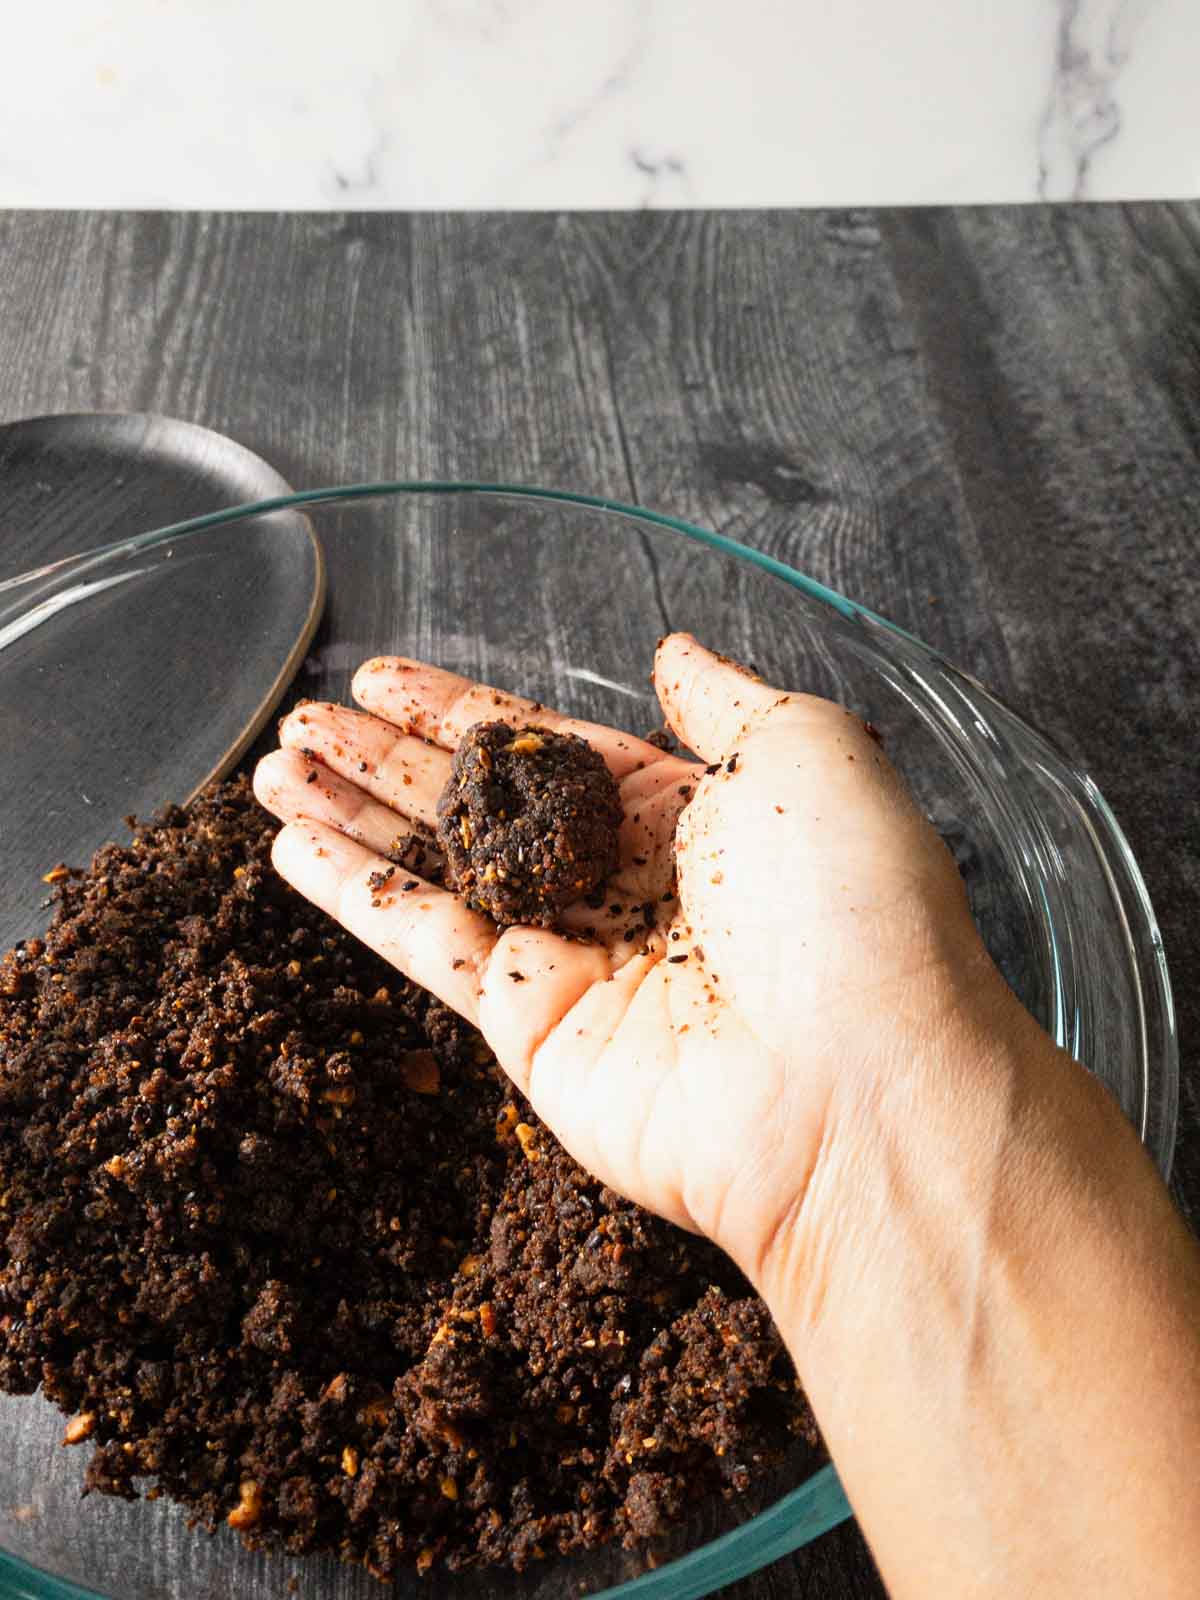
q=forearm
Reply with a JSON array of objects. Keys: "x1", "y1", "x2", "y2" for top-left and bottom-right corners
[{"x1": 758, "y1": 968, "x2": 1200, "y2": 1599}]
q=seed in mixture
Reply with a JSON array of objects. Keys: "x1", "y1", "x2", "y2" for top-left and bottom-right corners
[{"x1": 62, "y1": 1412, "x2": 96, "y2": 1446}]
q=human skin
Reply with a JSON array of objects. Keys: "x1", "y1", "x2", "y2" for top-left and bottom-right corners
[{"x1": 254, "y1": 633, "x2": 1200, "y2": 1598}]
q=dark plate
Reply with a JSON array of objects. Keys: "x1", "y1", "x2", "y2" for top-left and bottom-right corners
[{"x1": 0, "y1": 413, "x2": 323, "y2": 953}]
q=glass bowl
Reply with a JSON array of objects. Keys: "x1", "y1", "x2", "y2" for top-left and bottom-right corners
[{"x1": 0, "y1": 484, "x2": 1177, "y2": 1600}]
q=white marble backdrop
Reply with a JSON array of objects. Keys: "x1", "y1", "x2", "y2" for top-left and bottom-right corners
[{"x1": 1, "y1": 0, "x2": 1196, "y2": 207}]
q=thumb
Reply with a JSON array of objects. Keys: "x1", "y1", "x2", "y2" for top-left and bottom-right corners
[{"x1": 653, "y1": 633, "x2": 788, "y2": 763}]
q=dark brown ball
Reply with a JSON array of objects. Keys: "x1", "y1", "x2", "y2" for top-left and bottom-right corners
[{"x1": 436, "y1": 722, "x2": 623, "y2": 929}]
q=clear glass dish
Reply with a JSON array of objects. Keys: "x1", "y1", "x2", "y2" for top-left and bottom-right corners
[{"x1": 0, "y1": 484, "x2": 1177, "y2": 1600}]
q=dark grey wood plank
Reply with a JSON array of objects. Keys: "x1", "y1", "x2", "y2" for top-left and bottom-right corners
[
  {"x1": 555, "y1": 209, "x2": 1018, "y2": 693},
  {"x1": 0, "y1": 204, "x2": 1197, "y2": 1600},
  {"x1": 882, "y1": 205, "x2": 1200, "y2": 1232}
]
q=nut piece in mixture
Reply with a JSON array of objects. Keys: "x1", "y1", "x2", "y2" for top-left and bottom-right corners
[
  {"x1": 436, "y1": 722, "x2": 622, "y2": 928},
  {"x1": 227, "y1": 1479, "x2": 264, "y2": 1530}
]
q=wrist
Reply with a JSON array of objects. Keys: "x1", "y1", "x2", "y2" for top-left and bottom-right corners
[
  {"x1": 748, "y1": 949, "x2": 1062, "y2": 1351},
  {"x1": 744, "y1": 953, "x2": 1200, "y2": 1600}
]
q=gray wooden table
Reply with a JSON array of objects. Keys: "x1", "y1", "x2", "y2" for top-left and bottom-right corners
[{"x1": 0, "y1": 206, "x2": 1197, "y2": 1598}]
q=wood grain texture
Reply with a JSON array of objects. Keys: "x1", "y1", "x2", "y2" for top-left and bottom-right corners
[{"x1": 0, "y1": 205, "x2": 1197, "y2": 1600}]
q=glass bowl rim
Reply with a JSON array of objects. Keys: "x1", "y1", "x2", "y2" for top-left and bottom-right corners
[{"x1": 2, "y1": 478, "x2": 1177, "y2": 1600}]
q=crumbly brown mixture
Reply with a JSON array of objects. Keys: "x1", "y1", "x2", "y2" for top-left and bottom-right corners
[
  {"x1": 436, "y1": 723, "x2": 622, "y2": 928},
  {"x1": 0, "y1": 779, "x2": 821, "y2": 1579}
]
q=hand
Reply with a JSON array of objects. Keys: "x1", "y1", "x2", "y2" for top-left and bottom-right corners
[
  {"x1": 257, "y1": 636, "x2": 1200, "y2": 1600},
  {"x1": 253, "y1": 633, "x2": 996, "y2": 1288}
]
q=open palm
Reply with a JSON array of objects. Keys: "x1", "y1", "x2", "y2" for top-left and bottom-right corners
[{"x1": 254, "y1": 633, "x2": 987, "y2": 1282}]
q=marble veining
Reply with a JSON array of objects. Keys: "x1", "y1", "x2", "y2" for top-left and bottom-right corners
[
  {"x1": 628, "y1": 150, "x2": 692, "y2": 208},
  {"x1": 1039, "y1": 0, "x2": 1160, "y2": 199},
  {"x1": 0, "y1": 0, "x2": 1194, "y2": 207},
  {"x1": 332, "y1": 129, "x2": 390, "y2": 198}
]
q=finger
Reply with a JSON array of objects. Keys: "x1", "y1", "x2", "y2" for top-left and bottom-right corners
[
  {"x1": 610, "y1": 757, "x2": 700, "y2": 882},
  {"x1": 279, "y1": 702, "x2": 449, "y2": 826},
  {"x1": 557, "y1": 759, "x2": 696, "y2": 937},
  {"x1": 271, "y1": 820, "x2": 615, "y2": 1068},
  {"x1": 522, "y1": 953, "x2": 699, "y2": 1236},
  {"x1": 654, "y1": 632, "x2": 795, "y2": 763},
  {"x1": 271, "y1": 821, "x2": 492, "y2": 1023},
  {"x1": 479, "y1": 927, "x2": 612, "y2": 1085},
  {"x1": 253, "y1": 748, "x2": 426, "y2": 859},
  {"x1": 351, "y1": 656, "x2": 668, "y2": 778}
]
